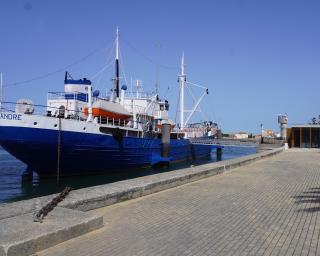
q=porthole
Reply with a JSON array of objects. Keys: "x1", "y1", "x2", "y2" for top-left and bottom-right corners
[
  {"x1": 83, "y1": 127, "x2": 86, "y2": 130},
  {"x1": 54, "y1": 124, "x2": 57, "y2": 127},
  {"x1": 33, "y1": 122, "x2": 37, "y2": 125}
]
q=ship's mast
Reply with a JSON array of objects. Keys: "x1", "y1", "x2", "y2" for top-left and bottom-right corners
[
  {"x1": 115, "y1": 27, "x2": 120, "y2": 99},
  {"x1": 178, "y1": 52, "x2": 186, "y2": 129}
]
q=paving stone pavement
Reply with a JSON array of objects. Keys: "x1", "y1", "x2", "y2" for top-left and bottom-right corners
[{"x1": 37, "y1": 150, "x2": 320, "y2": 256}]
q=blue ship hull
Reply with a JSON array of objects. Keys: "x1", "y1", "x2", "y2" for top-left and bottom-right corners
[{"x1": 0, "y1": 126, "x2": 212, "y2": 177}]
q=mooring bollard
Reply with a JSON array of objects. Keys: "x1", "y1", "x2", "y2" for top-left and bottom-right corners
[
  {"x1": 216, "y1": 147, "x2": 222, "y2": 161},
  {"x1": 161, "y1": 123, "x2": 171, "y2": 158}
]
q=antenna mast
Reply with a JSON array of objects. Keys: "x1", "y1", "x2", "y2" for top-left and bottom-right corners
[
  {"x1": 115, "y1": 27, "x2": 120, "y2": 99},
  {"x1": 178, "y1": 52, "x2": 186, "y2": 129}
]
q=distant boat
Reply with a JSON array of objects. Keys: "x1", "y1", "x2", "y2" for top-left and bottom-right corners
[{"x1": 0, "y1": 29, "x2": 215, "y2": 178}]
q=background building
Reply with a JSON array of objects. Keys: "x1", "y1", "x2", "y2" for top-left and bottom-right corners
[
  {"x1": 233, "y1": 132, "x2": 249, "y2": 139},
  {"x1": 287, "y1": 125, "x2": 320, "y2": 148}
]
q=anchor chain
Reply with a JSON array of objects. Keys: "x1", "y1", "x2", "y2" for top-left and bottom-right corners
[{"x1": 33, "y1": 186, "x2": 72, "y2": 223}]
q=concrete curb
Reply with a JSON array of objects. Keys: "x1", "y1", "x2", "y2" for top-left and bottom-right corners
[
  {"x1": 0, "y1": 147, "x2": 284, "y2": 255},
  {"x1": 0, "y1": 207, "x2": 103, "y2": 256},
  {"x1": 60, "y1": 147, "x2": 284, "y2": 212},
  {"x1": 0, "y1": 147, "x2": 284, "y2": 218}
]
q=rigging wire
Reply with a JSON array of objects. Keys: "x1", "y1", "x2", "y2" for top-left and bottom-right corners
[
  {"x1": 5, "y1": 39, "x2": 114, "y2": 87},
  {"x1": 185, "y1": 83, "x2": 208, "y2": 121},
  {"x1": 155, "y1": 42, "x2": 161, "y2": 94},
  {"x1": 174, "y1": 84, "x2": 181, "y2": 126},
  {"x1": 91, "y1": 40, "x2": 116, "y2": 80},
  {"x1": 89, "y1": 59, "x2": 114, "y2": 96},
  {"x1": 185, "y1": 84, "x2": 197, "y2": 124},
  {"x1": 187, "y1": 83, "x2": 209, "y2": 120},
  {"x1": 186, "y1": 81, "x2": 207, "y2": 90},
  {"x1": 89, "y1": 41, "x2": 116, "y2": 95},
  {"x1": 91, "y1": 60, "x2": 114, "y2": 80},
  {"x1": 121, "y1": 36, "x2": 179, "y2": 70},
  {"x1": 119, "y1": 43, "x2": 128, "y2": 87},
  {"x1": 162, "y1": 84, "x2": 171, "y2": 98}
]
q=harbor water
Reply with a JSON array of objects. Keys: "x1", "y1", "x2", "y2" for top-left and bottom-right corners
[{"x1": 0, "y1": 145, "x2": 257, "y2": 203}]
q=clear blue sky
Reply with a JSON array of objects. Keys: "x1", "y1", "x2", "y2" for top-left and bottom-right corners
[{"x1": 0, "y1": 0, "x2": 319, "y2": 133}]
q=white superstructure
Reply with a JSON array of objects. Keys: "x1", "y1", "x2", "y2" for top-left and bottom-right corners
[{"x1": 46, "y1": 73, "x2": 91, "y2": 120}]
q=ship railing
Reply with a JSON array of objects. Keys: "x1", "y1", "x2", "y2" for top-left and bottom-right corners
[
  {"x1": 123, "y1": 92, "x2": 155, "y2": 99},
  {"x1": 95, "y1": 116, "x2": 151, "y2": 131},
  {"x1": 105, "y1": 91, "x2": 156, "y2": 100},
  {"x1": 47, "y1": 92, "x2": 67, "y2": 100},
  {"x1": 0, "y1": 101, "x2": 149, "y2": 130},
  {"x1": 0, "y1": 101, "x2": 90, "y2": 118},
  {"x1": 0, "y1": 101, "x2": 51, "y2": 116},
  {"x1": 96, "y1": 116, "x2": 129, "y2": 127},
  {"x1": 47, "y1": 91, "x2": 88, "y2": 102}
]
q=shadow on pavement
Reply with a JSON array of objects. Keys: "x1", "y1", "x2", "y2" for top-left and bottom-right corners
[{"x1": 294, "y1": 187, "x2": 320, "y2": 213}]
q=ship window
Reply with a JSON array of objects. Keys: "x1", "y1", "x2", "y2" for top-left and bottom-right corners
[
  {"x1": 54, "y1": 124, "x2": 58, "y2": 127},
  {"x1": 33, "y1": 122, "x2": 37, "y2": 125},
  {"x1": 83, "y1": 127, "x2": 86, "y2": 130}
]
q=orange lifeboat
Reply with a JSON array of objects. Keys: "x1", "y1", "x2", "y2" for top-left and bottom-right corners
[{"x1": 84, "y1": 99, "x2": 132, "y2": 119}]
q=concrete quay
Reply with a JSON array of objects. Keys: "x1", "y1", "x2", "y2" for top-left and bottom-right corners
[
  {"x1": 0, "y1": 207, "x2": 102, "y2": 256},
  {"x1": 36, "y1": 149, "x2": 320, "y2": 256},
  {"x1": 0, "y1": 147, "x2": 283, "y2": 255}
]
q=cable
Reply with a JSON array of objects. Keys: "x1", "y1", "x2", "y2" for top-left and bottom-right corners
[
  {"x1": 186, "y1": 81, "x2": 207, "y2": 90},
  {"x1": 5, "y1": 39, "x2": 114, "y2": 87},
  {"x1": 163, "y1": 84, "x2": 171, "y2": 98},
  {"x1": 91, "y1": 60, "x2": 114, "y2": 80},
  {"x1": 185, "y1": 83, "x2": 209, "y2": 122},
  {"x1": 90, "y1": 59, "x2": 115, "y2": 95},
  {"x1": 119, "y1": 44, "x2": 128, "y2": 86},
  {"x1": 174, "y1": 84, "x2": 181, "y2": 126},
  {"x1": 121, "y1": 36, "x2": 179, "y2": 70},
  {"x1": 91, "y1": 41, "x2": 116, "y2": 80}
]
